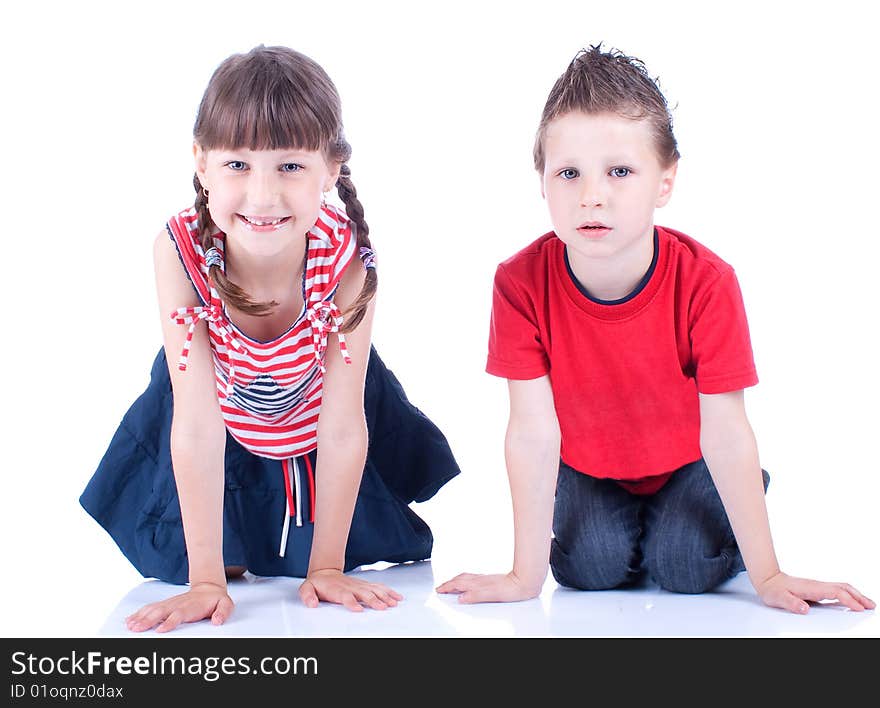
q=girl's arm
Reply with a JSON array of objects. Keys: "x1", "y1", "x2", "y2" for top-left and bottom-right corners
[
  {"x1": 436, "y1": 375, "x2": 560, "y2": 603},
  {"x1": 296, "y1": 260, "x2": 401, "y2": 611},
  {"x1": 125, "y1": 231, "x2": 232, "y2": 632},
  {"x1": 699, "y1": 390, "x2": 874, "y2": 613}
]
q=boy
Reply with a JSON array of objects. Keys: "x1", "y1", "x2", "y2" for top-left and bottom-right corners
[{"x1": 437, "y1": 46, "x2": 873, "y2": 614}]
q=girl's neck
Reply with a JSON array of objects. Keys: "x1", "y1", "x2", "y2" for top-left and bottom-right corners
[
  {"x1": 223, "y1": 235, "x2": 307, "y2": 304},
  {"x1": 566, "y1": 229, "x2": 655, "y2": 302}
]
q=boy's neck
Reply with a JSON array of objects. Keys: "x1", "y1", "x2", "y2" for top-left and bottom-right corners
[{"x1": 565, "y1": 228, "x2": 656, "y2": 302}]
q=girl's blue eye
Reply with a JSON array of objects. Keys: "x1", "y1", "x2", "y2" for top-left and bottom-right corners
[
  {"x1": 559, "y1": 168, "x2": 579, "y2": 180},
  {"x1": 610, "y1": 167, "x2": 631, "y2": 177},
  {"x1": 226, "y1": 161, "x2": 246, "y2": 171},
  {"x1": 281, "y1": 163, "x2": 303, "y2": 173}
]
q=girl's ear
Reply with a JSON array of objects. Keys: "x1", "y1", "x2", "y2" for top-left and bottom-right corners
[
  {"x1": 655, "y1": 160, "x2": 678, "y2": 208},
  {"x1": 193, "y1": 142, "x2": 209, "y2": 188},
  {"x1": 324, "y1": 162, "x2": 342, "y2": 193}
]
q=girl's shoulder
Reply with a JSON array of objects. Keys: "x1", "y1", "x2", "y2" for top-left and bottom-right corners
[
  {"x1": 164, "y1": 206, "x2": 215, "y2": 306},
  {"x1": 306, "y1": 203, "x2": 361, "y2": 301}
]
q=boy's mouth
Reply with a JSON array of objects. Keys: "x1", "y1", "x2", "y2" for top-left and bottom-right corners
[{"x1": 577, "y1": 221, "x2": 611, "y2": 238}]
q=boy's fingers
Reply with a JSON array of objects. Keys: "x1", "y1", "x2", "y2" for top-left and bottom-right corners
[
  {"x1": 841, "y1": 584, "x2": 875, "y2": 609},
  {"x1": 777, "y1": 591, "x2": 808, "y2": 614},
  {"x1": 438, "y1": 575, "x2": 481, "y2": 594}
]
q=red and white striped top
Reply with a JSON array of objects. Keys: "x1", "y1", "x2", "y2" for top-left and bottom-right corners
[{"x1": 166, "y1": 203, "x2": 361, "y2": 462}]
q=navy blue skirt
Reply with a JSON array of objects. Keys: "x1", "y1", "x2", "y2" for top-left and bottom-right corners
[{"x1": 80, "y1": 346, "x2": 461, "y2": 585}]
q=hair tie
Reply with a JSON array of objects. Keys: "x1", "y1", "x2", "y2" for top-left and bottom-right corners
[
  {"x1": 204, "y1": 247, "x2": 223, "y2": 269},
  {"x1": 359, "y1": 247, "x2": 377, "y2": 270}
]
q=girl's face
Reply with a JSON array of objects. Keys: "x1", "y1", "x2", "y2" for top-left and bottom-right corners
[
  {"x1": 540, "y1": 111, "x2": 676, "y2": 265},
  {"x1": 194, "y1": 145, "x2": 340, "y2": 259}
]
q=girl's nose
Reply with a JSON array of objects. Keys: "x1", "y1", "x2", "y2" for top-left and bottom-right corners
[{"x1": 248, "y1": 173, "x2": 281, "y2": 207}]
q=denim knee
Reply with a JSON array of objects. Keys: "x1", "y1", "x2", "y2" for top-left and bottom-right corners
[
  {"x1": 550, "y1": 535, "x2": 641, "y2": 590},
  {"x1": 551, "y1": 463, "x2": 643, "y2": 590},
  {"x1": 644, "y1": 541, "x2": 736, "y2": 594}
]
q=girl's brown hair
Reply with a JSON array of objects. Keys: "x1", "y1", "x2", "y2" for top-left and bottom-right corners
[
  {"x1": 533, "y1": 45, "x2": 680, "y2": 172},
  {"x1": 193, "y1": 45, "x2": 374, "y2": 333}
]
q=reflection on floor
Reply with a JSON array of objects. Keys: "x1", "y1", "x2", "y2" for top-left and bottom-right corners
[{"x1": 99, "y1": 560, "x2": 876, "y2": 637}]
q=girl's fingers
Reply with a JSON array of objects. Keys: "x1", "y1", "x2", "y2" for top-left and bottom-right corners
[
  {"x1": 342, "y1": 592, "x2": 364, "y2": 613},
  {"x1": 298, "y1": 581, "x2": 320, "y2": 608},
  {"x1": 360, "y1": 591, "x2": 388, "y2": 611},
  {"x1": 155, "y1": 610, "x2": 183, "y2": 634},
  {"x1": 212, "y1": 597, "x2": 234, "y2": 625},
  {"x1": 370, "y1": 583, "x2": 403, "y2": 602},
  {"x1": 129, "y1": 606, "x2": 168, "y2": 631},
  {"x1": 375, "y1": 589, "x2": 399, "y2": 607}
]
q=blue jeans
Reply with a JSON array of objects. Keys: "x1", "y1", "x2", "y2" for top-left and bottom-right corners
[{"x1": 550, "y1": 459, "x2": 770, "y2": 594}]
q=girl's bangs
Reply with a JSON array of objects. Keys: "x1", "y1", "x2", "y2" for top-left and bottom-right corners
[{"x1": 198, "y1": 77, "x2": 336, "y2": 152}]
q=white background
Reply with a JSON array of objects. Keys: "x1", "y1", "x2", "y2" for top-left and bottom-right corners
[{"x1": 1, "y1": 0, "x2": 877, "y2": 636}]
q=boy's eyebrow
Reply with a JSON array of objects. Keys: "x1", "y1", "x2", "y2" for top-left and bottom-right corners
[{"x1": 547, "y1": 155, "x2": 640, "y2": 168}]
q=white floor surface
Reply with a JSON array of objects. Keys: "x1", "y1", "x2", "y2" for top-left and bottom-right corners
[{"x1": 96, "y1": 561, "x2": 878, "y2": 638}]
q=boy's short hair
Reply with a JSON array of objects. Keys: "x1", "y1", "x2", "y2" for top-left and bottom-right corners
[{"x1": 533, "y1": 45, "x2": 680, "y2": 172}]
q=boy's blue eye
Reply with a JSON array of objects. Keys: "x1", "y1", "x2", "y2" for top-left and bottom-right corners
[
  {"x1": 559, "y1": 168, "x2": 579, "y2": 180},
  {"x1": 281, "y1": 163, "x2": 303, "y2": 173},
  {"x1": 610, "y1": 167, "x2": 631, "y2": 177}
]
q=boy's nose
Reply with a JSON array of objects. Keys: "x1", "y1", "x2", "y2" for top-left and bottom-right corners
[{"x1": 578, "y1": 180, "x2": 606, "y2": 207}]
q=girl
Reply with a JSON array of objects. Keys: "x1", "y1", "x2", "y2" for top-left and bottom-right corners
[{"x1": 81, "y1": 45, "x2": 460, "y2": 632}]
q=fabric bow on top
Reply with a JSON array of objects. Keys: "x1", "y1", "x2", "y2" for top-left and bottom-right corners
[
  {"x1": 171, "y1": 303, "x2": 244, "y2": 396},
  {"x1": 306, "y1": 300, "x2": 352, "y2": 373}
]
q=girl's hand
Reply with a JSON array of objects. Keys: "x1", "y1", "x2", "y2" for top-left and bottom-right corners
[
  {"x1": 756, "y1": 571, "x2": 875, "y2": 614},
  {"x1": 125, "y1": 582, "x2": 234, "y2": 633},
  {"x1": 298, "y1": 569, "x2": 403, "y2": 611},
  {"x1": 435, "y1": 572, "x2": 540, "y2": 604}
]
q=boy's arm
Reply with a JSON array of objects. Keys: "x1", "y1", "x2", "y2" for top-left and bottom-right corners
[
  {"x1": 699, "y1": 391, "x2": 874, "y2": 613},
  {"x1": 436, "y1": 375, "x2": 560, "y2": 603},
  {"x1": 507, "y1": 375, "x2": 562, "y2": 593}
]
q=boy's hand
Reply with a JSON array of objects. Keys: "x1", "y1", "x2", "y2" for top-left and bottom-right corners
[
  {"x1": 435, "y1": 572, "x2": 540, "y2": 604},
  {"x1": 756, "y1": 571, "x2": 875, "y2": 614},
  {"x1": 298, "y1": 569, "x2": 403, "y2": 611},
  {"x1": 125, "y1": 582, "x2": 234, "y2": 633}
]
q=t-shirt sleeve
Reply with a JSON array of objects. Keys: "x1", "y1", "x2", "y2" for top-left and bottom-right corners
[
  {"x1": 690, "y1": 268, "x2": 758, "y2": 394},
  {"x1": 486, "y1": 263, "x2": 550, "y2": 380}
]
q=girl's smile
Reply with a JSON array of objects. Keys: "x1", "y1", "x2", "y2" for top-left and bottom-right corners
[
  {"x1": 194, "y1": 145, "x2": 339, "y2": 257},
  {"x1": 236, "y1": 214, "x2": 293, "y2": 231}
]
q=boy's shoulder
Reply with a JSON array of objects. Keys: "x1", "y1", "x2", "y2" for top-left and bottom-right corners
[
  {"x1": 496, "y1": 231, "x2": 559, "y2": 279},
  {"x1": 658, "y1": 225, "x2": 735, "y2": 280}
]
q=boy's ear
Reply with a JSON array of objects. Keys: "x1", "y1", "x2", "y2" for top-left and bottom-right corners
[
  {"x1": 539, "y1": 173, "x2": 546, "y2": 200},
  {"x1": 655, "y1": 161, "x2": 678, "y2": 208}
]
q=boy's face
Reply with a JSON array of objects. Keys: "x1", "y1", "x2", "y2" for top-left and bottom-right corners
[{"x1": 541, "y1": 111, "x2": 676, "y2": 264}]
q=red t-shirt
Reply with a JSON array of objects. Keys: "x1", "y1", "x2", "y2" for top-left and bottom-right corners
[{"x1": 486, "y1": 226, "x2": 758, "y2": 495}]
